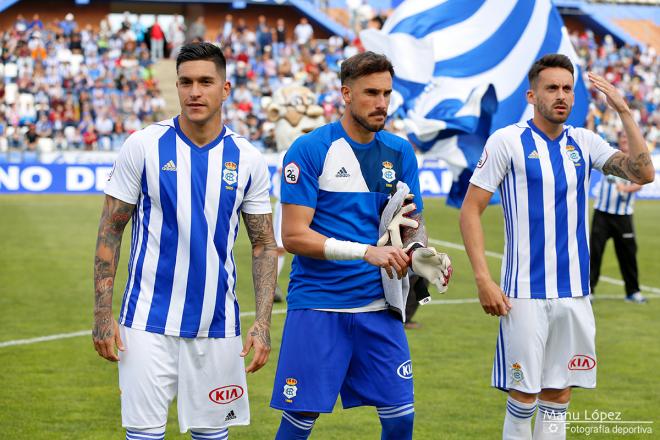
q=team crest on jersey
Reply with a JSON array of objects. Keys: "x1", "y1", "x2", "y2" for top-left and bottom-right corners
[
  {"x1": 382, "y1": 161, "x2": 396, "y2": 183},
  {"x1": 511, "y1": 362, "x2": 524, "y2": 382},
  {"x1": 283, "y1": 378, "x2": 298, "y2": 402},
  {"x1": 565, "y1": 145, "x2": 582, "y2": 166},
  {"x1": 223, "y1": 161, "x2": 238, "y2": 185}
]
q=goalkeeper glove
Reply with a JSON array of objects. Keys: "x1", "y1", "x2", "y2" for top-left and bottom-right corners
[
  {"x1": 405, "y1": 243, "x2": 452, "y2": 295},
  {"x1": 377, "y1": 194, "x2": 419, "y2": 248}
]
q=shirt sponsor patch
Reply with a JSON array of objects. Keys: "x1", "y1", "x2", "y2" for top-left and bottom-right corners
[
  {"x1": 284, "y1": 162, "x2": 300, "y2": 184},
  {"x1": 209, "y1": 385, "x2": 244, "y2": 404}
]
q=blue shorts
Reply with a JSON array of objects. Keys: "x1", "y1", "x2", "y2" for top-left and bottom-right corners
[{"x1": 270, "y1": 309, "x2": 414, "y2": 413}]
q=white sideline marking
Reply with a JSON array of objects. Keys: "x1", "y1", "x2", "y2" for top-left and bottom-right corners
[
  {"x1": 429, "y1": 238, "x2": 660, "y2": 296},
  {"x1": 2, "y1": 238, "x2": 658, "y2": 349}
]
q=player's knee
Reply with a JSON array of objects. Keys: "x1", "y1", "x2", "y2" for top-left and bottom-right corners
[
  {"x1": 539, "y1": 387, "x2": 571, "y2": 403},
  {"x1": 378, "y1": 405, "x2": 414, "y2": 440},
  {"x1": 509, "y1": 389, "x2": 538, "y2": 404}
]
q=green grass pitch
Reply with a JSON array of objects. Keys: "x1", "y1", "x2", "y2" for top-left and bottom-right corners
[{"x1": 1, "y1": 195, "x2": 658, "y2": 439}]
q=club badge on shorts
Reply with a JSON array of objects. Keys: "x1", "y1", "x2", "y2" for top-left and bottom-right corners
[
  {"x1": 283, "y1": 378, "x2": 298, "y2": 402},
  {"x1": 382, "y1": 161, "x2": 396, "y2": 183},
  {"x1": 223, "y1": 161, "x2": 238, "y2": 186},
  {"x1": 566, "y1": 145, "x2": 582, "y2": 166},
  {"x1": 511, "y1": 362, "x2": 524, "y2": 382}
]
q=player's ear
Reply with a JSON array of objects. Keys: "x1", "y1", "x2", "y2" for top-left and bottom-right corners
[
  {"x1": 341, "y1": 85, "x2": 351, "y2": 104},
  {"x1": 222, "y1": 81, "x2": 231, "y2": 101},
  {"x1": 526, "y1": 89, "x2": 535, "y2": 105}
]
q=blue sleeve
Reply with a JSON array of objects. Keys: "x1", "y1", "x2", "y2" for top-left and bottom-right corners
[
  {"x1": 280, "y1": 135, "x2": 325, "y2": 209},
  {"x1": 400, "y1": 141, "x2": 424, "y2": 214}
]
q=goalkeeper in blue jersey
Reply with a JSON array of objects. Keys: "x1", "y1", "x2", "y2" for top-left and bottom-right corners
[{"x1": 269, "y1": 51, "x2": 452, "y2": 440}]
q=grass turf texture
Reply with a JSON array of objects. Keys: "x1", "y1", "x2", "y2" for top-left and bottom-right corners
[{"x1": 1, "y1": 195, "x2": 658, "y2": 439}]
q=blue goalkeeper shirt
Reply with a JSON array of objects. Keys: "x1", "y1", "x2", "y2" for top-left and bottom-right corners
[{"x1": 280, "y1": 121, "x2": 422, "y2": 310}]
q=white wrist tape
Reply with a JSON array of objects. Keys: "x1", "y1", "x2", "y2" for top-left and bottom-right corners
[{"x1": 324, "y1": 238, "x2": 368, "y2": 260}]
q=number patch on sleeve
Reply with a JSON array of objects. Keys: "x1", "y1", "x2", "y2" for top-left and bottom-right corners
[{"x1": 284, "y1": 162, "x2": 300, "y2": 184}]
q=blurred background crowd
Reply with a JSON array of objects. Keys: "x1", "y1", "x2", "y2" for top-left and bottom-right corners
[{"x1": 0, "y1": 7, "x2": 657, "y2": 155}]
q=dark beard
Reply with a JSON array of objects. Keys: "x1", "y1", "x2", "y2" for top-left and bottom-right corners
[
  {"x1": 352, "y1": 109, "x2": 385, "y2": 133},
  {"x1": 537, "y1": 100, "x2": 571, "y2": 124}
]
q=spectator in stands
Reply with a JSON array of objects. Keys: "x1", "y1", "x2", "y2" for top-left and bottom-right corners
[
  {"x1": 273, "y1": 18, "x2": 287, "y2": 58},
  {"x1": 149, "y1": 16, "x2": 165, "y2": 61},
  {"x1": 293, "y1": 17, "x2": 313, "y2": 48},
  {"x1": 188, "y1": 16, "x2": 206, "y2": 43},
  {"x1": 255, "y1": 15, "x2": 272, "y2": 57}
]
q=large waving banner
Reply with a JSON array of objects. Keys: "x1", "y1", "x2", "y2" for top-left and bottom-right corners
[{"x1": 361, "y1": 0, "x2": 589, "y2": 207}]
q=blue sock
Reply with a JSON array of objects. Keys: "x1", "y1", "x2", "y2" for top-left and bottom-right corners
[
  {"x1": 190, "y1": 428, "x2": 229, "y2": 440},
  {"x1": 377, "y1": 404, "x2": 415, "y2": 440},
  {"x1": 125, "y1": 427, "x2": 165, "y2": 440},
  {"x1": 274, "y1": 411, "x2": 317, "y2": 439}
]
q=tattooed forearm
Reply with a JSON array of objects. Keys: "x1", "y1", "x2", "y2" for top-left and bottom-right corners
[
  {"x1": 249, "y1": 321, "x2": 271, "y2": 348},
  {"x1": 603, "y1": 151, "x2": 654, "y2": 184},
  {"x1": 242, "y1": 213, "x2": 277, "y2": 339},
  {"x1": 93, "y1": 196, "x2": 134, "y2": 339},
  {"x1": 402, "y1": 214, "x2": 428, "y2": 248}
]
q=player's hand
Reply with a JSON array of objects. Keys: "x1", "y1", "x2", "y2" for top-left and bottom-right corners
[
  {"x1": 476, "y1": 278, "x2": 511, "y2": 316},
  {"x1": 407, "y1": 246, "x2": 452, "y2": 293},
  {"x1": 92, "y1": 316, "x2": 124, "y2": 362},
  {"x1": 364, "y1": 245, "x2": 410, "y2": 279},
  {"x1": 588, "y1": 72, "x2": 630, "y2": 114},
  {"x1": 377, "y1": 194, "x2": 419, "y2": 248},
  {"x1": 241, "y1": 320, "x2": 271, "y2": 373}
]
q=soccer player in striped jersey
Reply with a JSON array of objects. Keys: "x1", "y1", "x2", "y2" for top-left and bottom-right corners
[
  {"x1": 460, "y1": 54, "x2": 654, "y2": 440},
  {"x1": 590, "y1": 131, "x2": 646, "y2": 304},
  {"x1": 269, "y1": 52, "x2": 451, "y2": 440},
  {"x1": 92, "y1": 43, "x2": 277, "y2": 440}
]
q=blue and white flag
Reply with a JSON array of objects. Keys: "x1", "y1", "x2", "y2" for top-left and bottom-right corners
[{"x1": 361, "y1": 0, "x2": 589, "y2": 207}]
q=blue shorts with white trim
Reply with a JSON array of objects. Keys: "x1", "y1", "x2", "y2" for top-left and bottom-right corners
[{"x1": 270, "y1": 309, "x2": 414, "y2": 412}]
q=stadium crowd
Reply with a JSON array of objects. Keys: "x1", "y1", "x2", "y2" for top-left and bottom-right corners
[
  {"x1": 0, "y1": 11, "x2": 657, "y2": 154},
  {"x1": 0, "y1": 13, "x2": 166, "y2": 152}
]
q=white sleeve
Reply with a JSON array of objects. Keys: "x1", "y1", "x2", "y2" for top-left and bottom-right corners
[
  {"x1": 104, "y1": 133, "x2": 144, "y2": 205},
  {"x1": 469, "y1": 130, "x2": 511, "y2": 193},
  {"x1": 242, "y1": 151, "x2": 273, "y2": 215},
  {"x1": 584, "y1": 129, "x2": 618, "y2": 172}
]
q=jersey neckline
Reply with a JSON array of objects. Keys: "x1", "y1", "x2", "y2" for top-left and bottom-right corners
[
  {"x1": 174, "y1": 115, "x2": 227, "y2": 152},
  {"x1": 527, "y1": 119, "x2": 566, "y2": 144},
  {"x1": 334, "y1": 120, "x2": 378, "y2": 150}
]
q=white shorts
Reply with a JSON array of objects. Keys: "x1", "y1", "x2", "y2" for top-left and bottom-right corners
[
  {"x1": 118, "y1": 325, "x2": 250, "y2": 433},
  {"x1": 492, "y1": 296, "x2": 597, "y2": 394}
]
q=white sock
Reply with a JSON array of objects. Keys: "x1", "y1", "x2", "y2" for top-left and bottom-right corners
[
  {"x1": 191, "y1": 427, "x2": 228, "y2": 440},
  {"x1": 125, "y1": 426, "x2": 165, "y2": 440},
  {"x1": 503, "y1": 396, "x2": 536, "y2": 440},
  {"x1": 533, "y1": 400, "x2": 569, "y2": 440}
]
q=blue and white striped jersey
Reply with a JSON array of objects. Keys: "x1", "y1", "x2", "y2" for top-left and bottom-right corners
[
  {"x1": 281, "y1": 121, "x2": 423, "y2": 310},
  {"x1": 594, "y1": 175, "x2": 636, "y2": 215},
  {"x1": 470, "y1": 120, "x2": 617, "y2": 299},
  {"x1": 105, "y1": 117, "x2": 272, "y2": 338}
]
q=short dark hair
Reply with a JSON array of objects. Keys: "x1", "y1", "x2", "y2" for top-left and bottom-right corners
[
  {"x1": 340, "y1": 51, "x2": 394, "y2": 85},
  {"x1": 528, "y1": 54, "x2": 574, "y2": 89},
  {"x1": 176, "y1": 42, "x2": 226, "y2": 77}
]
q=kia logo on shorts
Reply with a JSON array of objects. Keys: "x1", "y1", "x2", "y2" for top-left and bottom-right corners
[
  {"x1": 209, "y1": 385, "x2": 244, "y2": 404},
  {"x1": 568, "y1": 355, "x2": 596, "y2": 371},
  {"x1": 397, "y1": 360, "x2": 413, "y2": 379}
]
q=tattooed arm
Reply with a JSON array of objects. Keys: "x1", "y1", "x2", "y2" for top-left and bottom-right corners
[
  {"x1": 239, "y1": 212, "x2": 277, "y2": 373},
  {"x1": 589, "y1": 72, "x2": 655, "y2": 184},
  {"x1": 93, "y1": 195, "x2": 134, "y2": 362}
]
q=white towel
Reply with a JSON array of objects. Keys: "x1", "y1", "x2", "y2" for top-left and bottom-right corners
[{"x1": 378, "y1": 181, "x2": 411, "y2": 322}]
